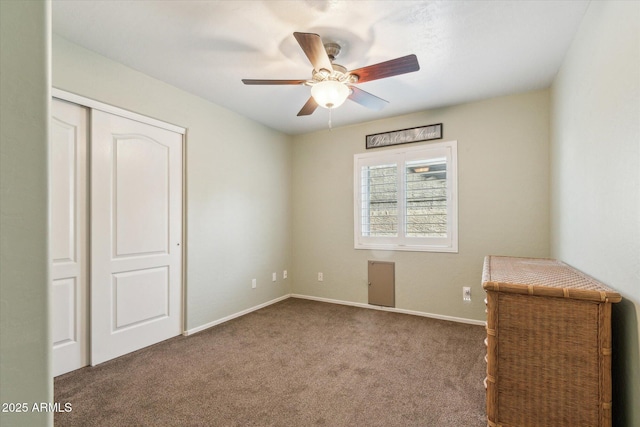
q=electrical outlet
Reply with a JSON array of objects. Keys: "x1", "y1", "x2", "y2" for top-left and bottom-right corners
[
  {"x1": 252, "y1": 278, "x2": 257, "y2": 289},
  {"x1": 318, "y1": 272, "x2": 323, "y2": 282},
  {"x1": 272, "y1": 272, "x2": 277, "y2": 282},
  {"x1": 463, "y1": 286, "x2": 471, "y2": 302},
  {"x1": 283, "y1": 270, "x2": 288, "y2": 279}
]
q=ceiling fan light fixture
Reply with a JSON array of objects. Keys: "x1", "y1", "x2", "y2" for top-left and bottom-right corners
[{"x1": 311, "y1": 80, "x2": 350, "y2": 109}]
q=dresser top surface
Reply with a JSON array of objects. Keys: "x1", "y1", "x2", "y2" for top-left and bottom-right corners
[{"x1": 482, "y1": 256, "x2": 621, "y2": 303}]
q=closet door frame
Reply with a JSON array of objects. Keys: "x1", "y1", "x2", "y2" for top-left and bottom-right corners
[
  {"x1": 51, "y1": 88, "x2": 188, "y2": 368},
  {"x1": 53, "y1": 89, "x2": 186, "y2": 134}
]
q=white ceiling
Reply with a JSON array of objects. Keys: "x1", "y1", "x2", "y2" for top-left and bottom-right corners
[{"x1": 52, "y1": 0, "x2": 590, "y2": 135}]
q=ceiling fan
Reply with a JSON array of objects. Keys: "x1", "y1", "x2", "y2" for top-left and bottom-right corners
[{"x1": 242, "y1": 32, "x2": 420, "y2": 117}]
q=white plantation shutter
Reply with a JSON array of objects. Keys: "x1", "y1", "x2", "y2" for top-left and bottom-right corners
[
  {"x1": 405, "y1": 158, "x2": 447, "y2": 238},
  {"x1": 354, "y1": 141, "x2": 457, "y2": 252},
  {"x1": 360, "y1": 163, "x2": 398, "y2": 237}
]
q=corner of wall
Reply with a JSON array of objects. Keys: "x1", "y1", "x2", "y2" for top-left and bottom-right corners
[{"x1": 0, "y1": 0, "x2": 53, "y2": 425}]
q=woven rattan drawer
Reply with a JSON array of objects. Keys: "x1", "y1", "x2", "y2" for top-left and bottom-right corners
[{"x1": 482, "y1": 256, "x2": 621, "y2": 427}]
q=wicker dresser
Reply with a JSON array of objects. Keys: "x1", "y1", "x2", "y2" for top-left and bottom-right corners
[{"x1": 482, "y1": 256, "x2": 621, "y2": 427}]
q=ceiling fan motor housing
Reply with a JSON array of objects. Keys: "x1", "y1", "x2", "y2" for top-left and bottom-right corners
[{"x1": 310, "y1": 63, "x2": 358, "y2": 85}]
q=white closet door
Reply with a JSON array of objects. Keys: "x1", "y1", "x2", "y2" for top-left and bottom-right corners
[
  {"x1": 91, "y1": 110, "x2": 183, "y2": 365},
  {"x1": 51, "y1": 99, "x2": 89, "y2": 376}
]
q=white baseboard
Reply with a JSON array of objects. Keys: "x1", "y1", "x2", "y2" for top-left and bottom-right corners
[
  {"x1": 290, "y1": 294, "x2": 486, "y2": 326},
  {"x1": 184, "y1": 292, "x2": 485, "y2": 336},
  {"x1": 183, "y1": 294, "x2": 291, "y2": 336}
]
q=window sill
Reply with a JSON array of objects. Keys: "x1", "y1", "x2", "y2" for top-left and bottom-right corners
[{"x1": 354, "y1": 243, "x2": 458, "y2": 253}]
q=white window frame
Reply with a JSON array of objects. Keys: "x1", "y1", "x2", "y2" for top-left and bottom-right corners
[{"x1": 354, "y1": 140, "x2": 458, "y2": 253}]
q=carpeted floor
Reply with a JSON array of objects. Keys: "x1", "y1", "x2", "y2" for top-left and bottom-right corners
[{"x1": 55, "y1": 298, "x2": 487, "y2": 426}]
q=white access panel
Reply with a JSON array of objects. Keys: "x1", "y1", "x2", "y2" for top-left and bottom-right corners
[
  {"x1": 51, "y1": 98, "x2": 89, "y2": 376},
  {"x1": 91, "y1": 109, "x2": 183, "y2": 365}
]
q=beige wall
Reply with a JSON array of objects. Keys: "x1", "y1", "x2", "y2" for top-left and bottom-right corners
[
  {"x1": 292, "y1": 90, "x2": 550, "y2": 321},
  {"x1": 550, "y1": 1, "x2": 640, "y2": 425},
  {"x1": 0, "y1": 1, "x2": 52, "y2": 426},
  {"x1": 52, "y1": 36, "x2": 293, "y2": 331}
]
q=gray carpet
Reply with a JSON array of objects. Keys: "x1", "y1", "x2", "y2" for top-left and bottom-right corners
[{"x1": 55, "y1": 298, "x2": 487, "y2": 426}]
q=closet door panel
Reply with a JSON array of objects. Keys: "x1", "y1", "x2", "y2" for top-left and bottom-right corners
[
  {"x1": 51, "y1": 98, "x2": 89, "y2": 376},
  {"x1": 91, "y1": 110, "x2": 183, "y2": 365}
]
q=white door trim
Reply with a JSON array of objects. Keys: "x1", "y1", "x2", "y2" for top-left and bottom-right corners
[{"x1": 52, "y1": 88, "x2": 186, "y2": 135}]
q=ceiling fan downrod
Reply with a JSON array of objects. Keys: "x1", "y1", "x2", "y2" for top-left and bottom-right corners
[{"x1": 324, "y1": 42, "x2": 341, "y2": 62}]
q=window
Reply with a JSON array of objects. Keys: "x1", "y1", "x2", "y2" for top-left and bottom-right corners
[{"x1": 354, "y1": 140, "x2": 458, "y2": 252}]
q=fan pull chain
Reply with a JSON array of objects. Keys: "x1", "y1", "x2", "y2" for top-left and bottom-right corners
[{"x1": 328, "y1": 107, "x2": 333, "y2": 131}]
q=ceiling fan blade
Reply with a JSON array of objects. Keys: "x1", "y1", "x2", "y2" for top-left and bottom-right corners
[
  {"x1": 293, "y1": 32, "x2": 333, "y2": 72},
  {"x1": 349, "y1": 54, "x2": 420, "y2": 83},
  {"x1": 297, "y1": 97, "x2": 319, "y2": 116},
  {"x1": 348, "y1": 86, "x2": 388, "y2": 111},
  {"x1": 242, "y1": 79, "x2": 307, "y2": 85}
]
